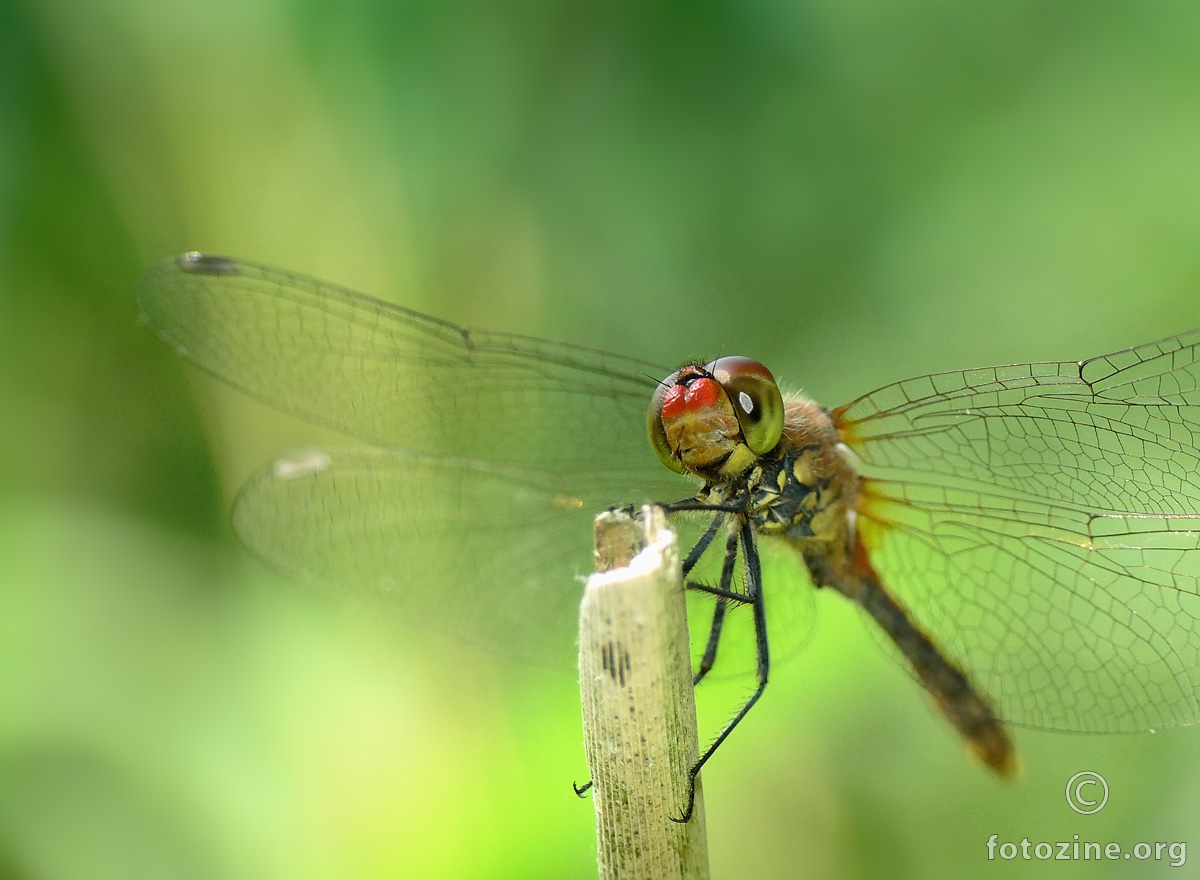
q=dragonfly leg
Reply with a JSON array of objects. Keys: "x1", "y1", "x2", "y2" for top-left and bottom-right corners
[
  {"x1": 662, "y1": 498, "x2": 745, "y2": 516},
  {"x1": 693, "y1": 599, "x2": 728, "y2": 687},
  {"x1": 685, "y1": 512, "x2": 754, "y2": 603},
  {"x1": 692, "y1": 527, "x2": 743, "y2": 686},
  {"x1": 682, "y1": 511, "x2": 726, "y2": 576},
  {"x1": 673, "y1": 518, "x2": 770, "y2": 824}
]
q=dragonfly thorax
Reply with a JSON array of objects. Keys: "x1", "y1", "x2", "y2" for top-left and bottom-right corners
[{"x1": 696, "y1": 393, "x2": 861, "y2": 584}]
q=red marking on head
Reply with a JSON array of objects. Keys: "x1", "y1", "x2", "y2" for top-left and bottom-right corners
[
  {"x1": 661, "y1": 377, "x2": 723, "y2": 421},
  {"x1": 659, "y1": 385, "x2": 687, "y2": 420}
]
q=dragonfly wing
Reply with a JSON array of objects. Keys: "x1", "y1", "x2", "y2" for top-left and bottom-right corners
[
  {"x1": 138, "y1": 254, "x2": 669, "y2": 475},
  {"x1": 140, "y1": 255, "x2": 818, "y2": 671},
  {"x1": 836, "y1": 329, "x2": 1200, "y2": 512},
  {"x1": 836, "y1": 329, "x2": 1200, "y2": 732},
  {"x1": 233, "y1": 448, "x2": 690, "y2": 666},
  {"x1": 856, "y1": 480, "x2": 1200, "y2": 732}
]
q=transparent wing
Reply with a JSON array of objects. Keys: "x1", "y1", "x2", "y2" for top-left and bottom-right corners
[
  {"x1": 138, "y1": 254, "x2": 671, "y2": 475},
  {"x1": 235, "y1": 448, "x2": 808, "y2": 669},
  {"x1": 835, "y1": 329, "x2": 1200, "y2": 512},
  {"x1": 234, "y1": 448, "x2": 689, "y2": 666},
  {"x1": 836, "y1": 330, "x2": 1200, "y2": 732},
  {"x1": 140, "y1": 253, "x2": 706, "y2": 663}
]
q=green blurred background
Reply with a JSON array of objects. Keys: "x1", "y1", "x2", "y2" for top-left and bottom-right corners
[{"x1": 2, "y1": 0, "x2": 1200, "y2": 877}]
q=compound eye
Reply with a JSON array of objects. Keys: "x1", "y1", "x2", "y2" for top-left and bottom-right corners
[
  {"x1": 707, "y1": 356, "x2": 784, "y2": 454},
  {"x1": 647, "y1": 371, "x2": 687, "y2": 474}
]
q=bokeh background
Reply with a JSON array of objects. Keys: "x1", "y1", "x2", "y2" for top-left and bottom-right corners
[{"x1": 3, "y1": 0, "x2": 1200, "y2": 877}]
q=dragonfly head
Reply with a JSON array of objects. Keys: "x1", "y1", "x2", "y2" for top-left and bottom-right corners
[{"x1": 648, "y1": 356, "x2": 785, "y2": 481}]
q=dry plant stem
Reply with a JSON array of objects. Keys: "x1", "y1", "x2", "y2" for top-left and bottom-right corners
[{"x1": 579, "y1": 506, "x2": 709, "y2": 880}]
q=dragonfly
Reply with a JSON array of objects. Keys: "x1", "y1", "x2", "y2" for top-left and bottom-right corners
[{"x1": 140, "y1": 252, "x2": 1200, "y2": 821}]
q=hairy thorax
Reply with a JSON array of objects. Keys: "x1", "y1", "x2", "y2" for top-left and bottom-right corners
[{"x1": 696, "y1": 393, "x2": 861, "y2": 585}]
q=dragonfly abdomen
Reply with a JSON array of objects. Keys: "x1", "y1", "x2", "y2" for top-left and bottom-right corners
[{"x1": 845, "y1": 542, "x2": 1016, "y2": 777}]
